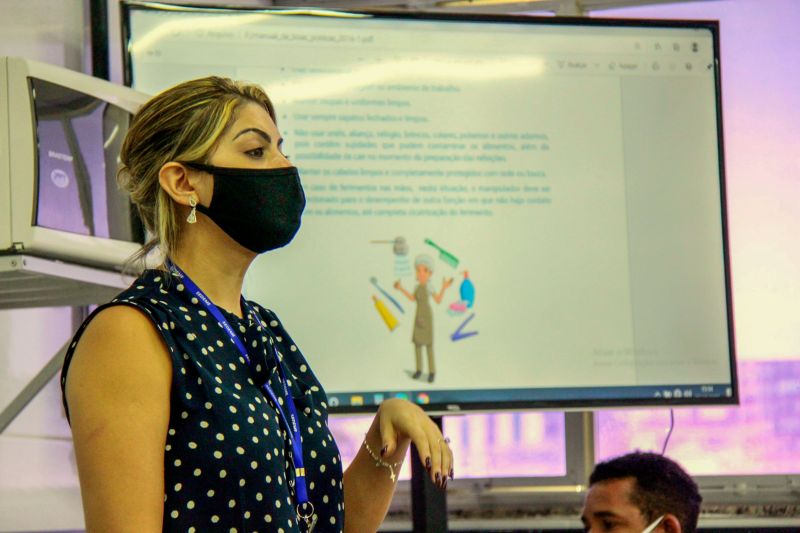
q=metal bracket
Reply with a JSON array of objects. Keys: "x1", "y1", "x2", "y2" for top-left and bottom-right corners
[
  {"x1": 0, "y1": 339, "x2": 70, "y2": 434},
  {"x1": 564, "y1": 411, "x2": 594, "y2": 487}
]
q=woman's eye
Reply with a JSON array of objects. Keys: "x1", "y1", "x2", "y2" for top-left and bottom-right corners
[{"x1": 245, "y1": 147, "x2": 265, "y2": 158}]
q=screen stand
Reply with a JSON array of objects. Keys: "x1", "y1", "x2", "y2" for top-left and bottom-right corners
[{"x1": 410, "y1": 415, "x2": 448, "y2": 532}]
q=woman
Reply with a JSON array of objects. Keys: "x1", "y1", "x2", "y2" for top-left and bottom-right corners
[{"x1": 61, "y1": 76, "x2": 453, "y2": 533}]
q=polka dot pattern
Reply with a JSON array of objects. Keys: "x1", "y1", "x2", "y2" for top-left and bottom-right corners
[{"x1": 61, "y1": 269, "x2": 344, "y2": 532}]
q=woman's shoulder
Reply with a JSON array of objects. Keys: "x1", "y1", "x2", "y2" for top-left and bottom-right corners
[
  {"x1": 60, "y1": 270, "x2": 185, "y2": 419},
  {"x1": 81, "y1": 270, "x2": 184, "y2": 343},
  {"x1": 114, "y1": 269, "x2": 181, "y2": 308},
  {"x1": 61, "y1": 299, "x2": 173, "y2": 421},
  {"x1": 68, "y1": 304, "x2": 167, "y2": 366}
]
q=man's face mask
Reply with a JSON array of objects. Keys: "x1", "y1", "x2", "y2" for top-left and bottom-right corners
[{"x1": 186, "y1": 162, "x2": 306, "y2": 254}]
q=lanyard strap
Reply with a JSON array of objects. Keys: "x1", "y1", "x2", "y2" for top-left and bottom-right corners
[{"x1": 166, "y1": 263, "x2": 309, "y2": 505}]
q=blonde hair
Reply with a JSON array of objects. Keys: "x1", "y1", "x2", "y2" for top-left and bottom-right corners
[{"x1": 118, "y1": 76, "x2": 276, "y2": 270}]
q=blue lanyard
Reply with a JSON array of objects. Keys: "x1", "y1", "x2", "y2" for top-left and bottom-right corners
[{"x1": 166, "y1": 263, "x2": 312, "y2": 515}]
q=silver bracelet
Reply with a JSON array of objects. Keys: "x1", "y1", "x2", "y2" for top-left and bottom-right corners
[{"x1": 363, "y1": 437, "x2": 403, "y2": 483}]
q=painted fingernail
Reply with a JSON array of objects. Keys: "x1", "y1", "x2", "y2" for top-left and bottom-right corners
[
  {"x1": 425, "y1": 457, "x2": 431, "y2": 469},
  {"x1": 443, "y1": 479, "x2": 448, "y2": 490},
  {"x1": 380, "y1": 445, "x2": 388, "y2": 456},
  {"x1": 435, "y1": 472, "x2": 441, "y2": 484},
  {"x1": 449, "y1": 468, "x2": 454, "y2": 479}
]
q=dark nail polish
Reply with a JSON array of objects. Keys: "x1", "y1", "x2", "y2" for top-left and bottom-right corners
[
  {"x1": 380, "y1": 445, "x2": 388, "y2": 456},
  {"x1": 425, "y1": 457, "x2": 431, "y2": 469},
  {"x1": 449, "y1": 468, "x2": 454, "y2": 479},
  {"x1": 443, "y1": 479, "x2": 448, "y2": 490},
  {"x1": 435, "y1": 472, "x2": 441, "y2": 484}
]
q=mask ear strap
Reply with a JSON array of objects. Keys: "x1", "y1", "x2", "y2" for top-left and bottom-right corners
[
  {"x1": 183, "y1": 161, "x2": 300, "y2": 178},
  {"x1": 183, "y1": 161, "x2": 216, "y2": 174}
]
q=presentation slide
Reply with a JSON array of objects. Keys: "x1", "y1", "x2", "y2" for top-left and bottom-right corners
[{"x1": 127, "y1": 9, "x2": 735, "y2": 409}]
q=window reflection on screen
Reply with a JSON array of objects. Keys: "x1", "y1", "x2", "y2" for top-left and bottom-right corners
[
  {"x1": 330, "y1": 411, "x2": 566, "y2": 479},
  {"x1": 596, "y1": 360, "x2": 800, "y2": 475},
  {"x1": 31, "y1": 77, "x2": 138, "y2": 242}
]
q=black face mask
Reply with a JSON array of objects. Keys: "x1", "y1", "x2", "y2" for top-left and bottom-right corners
[{"x1": 186, "y1": 162, "x2": 306, "y2": 254}]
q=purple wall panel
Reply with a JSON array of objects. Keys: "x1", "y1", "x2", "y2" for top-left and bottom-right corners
[{"x1": 597, "y1": 360, "x2": 800, "y2": 475}]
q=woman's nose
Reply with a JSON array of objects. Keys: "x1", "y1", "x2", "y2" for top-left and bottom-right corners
[{"x1": 276, "y1": 151, "x2": 292, "y2": 168}]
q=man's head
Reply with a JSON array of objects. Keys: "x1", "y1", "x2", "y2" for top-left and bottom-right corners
[{"x1": 581, "y1": 452, "x2": 701, "y2": 533}]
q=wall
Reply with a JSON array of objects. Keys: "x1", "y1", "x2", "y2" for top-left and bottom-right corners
[{"x1": 0, "y1": 2, "x2": 89, "y2": 531}]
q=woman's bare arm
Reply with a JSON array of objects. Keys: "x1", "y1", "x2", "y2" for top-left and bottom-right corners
[
  {"x1": 343, "y1": 399, "x2": 452, "y2": 533},
  {"x1": 65, "y1": 305, "x2": 172, "y2": 533}
]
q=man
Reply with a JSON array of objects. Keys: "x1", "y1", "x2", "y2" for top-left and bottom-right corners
[{"x1": 581, "y1": 452, "x2": 702, "y2": 533}]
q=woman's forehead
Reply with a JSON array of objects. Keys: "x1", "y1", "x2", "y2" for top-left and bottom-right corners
[{"x1": 228, "y1": 102, "x2": 278, "y2": 136}]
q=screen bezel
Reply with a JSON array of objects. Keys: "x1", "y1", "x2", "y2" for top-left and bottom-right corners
[
  {"x1": 3, "y1": 56, "x2": 149, "y2": 269},
  {"x1": 120, "y1": 3, "x2": 737, "y2": 413}
]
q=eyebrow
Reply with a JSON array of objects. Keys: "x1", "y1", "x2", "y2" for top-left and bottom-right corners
[
  {"x1": 233, "y1": 127, "x2": 283, "y2": 148},
  {"x1": 592, "y1": 511, "x2": 623, "y2": 518}
]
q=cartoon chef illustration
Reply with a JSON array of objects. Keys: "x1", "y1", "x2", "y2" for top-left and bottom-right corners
[{"x1": 394, "y1": 254, "x2": 453, "y2": 383}]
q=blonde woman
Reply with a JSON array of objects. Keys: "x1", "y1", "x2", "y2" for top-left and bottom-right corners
[{"x1": 61, "y1": 77, "x2": 452, "y2": 533}]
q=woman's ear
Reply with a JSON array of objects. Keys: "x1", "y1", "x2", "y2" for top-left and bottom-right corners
[{"x1": 158, "y1": 162, "x2": 198, "y2": 206}]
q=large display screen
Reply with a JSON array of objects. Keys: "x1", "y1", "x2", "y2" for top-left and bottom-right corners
[
  {"x1": 124, "y1": 5, "x2": 736, "y2": 412},
  {"x1": 31, "y1": 77, "x2": 138, "y2": 241}
]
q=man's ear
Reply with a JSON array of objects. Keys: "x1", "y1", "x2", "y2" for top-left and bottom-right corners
[
  {"x1": 661, "y1": 514, "x2": 682, "y2": 533},
  {"x1": 158, "y1": 161, "x2": 196, "y2": 207}
]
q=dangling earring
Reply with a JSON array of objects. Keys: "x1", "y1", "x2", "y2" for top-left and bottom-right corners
[{"x1": 187, "y1": 196, "x2": 197, "y2": 224}]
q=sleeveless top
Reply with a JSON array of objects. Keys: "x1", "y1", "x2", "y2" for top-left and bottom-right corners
[{"x1": 60, "y1": 269, "x2": 345, "y2": 532}]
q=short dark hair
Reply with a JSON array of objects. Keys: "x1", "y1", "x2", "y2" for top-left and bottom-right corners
[{"x1": 589, "y1": 452, "x2": 702, "y2": 533}]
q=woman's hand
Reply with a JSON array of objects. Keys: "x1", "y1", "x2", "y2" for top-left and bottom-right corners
[
  {"x1": 376, "y1": 398, "x2": 453, "y2": 489},
  {"x1": 343, "y1": 399, "x2": 454, "y2": 531}
]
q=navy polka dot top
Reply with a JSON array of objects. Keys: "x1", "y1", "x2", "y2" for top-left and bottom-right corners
[{"x1": 61, "y1": 269, "x2": 345, "y2": 532}]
